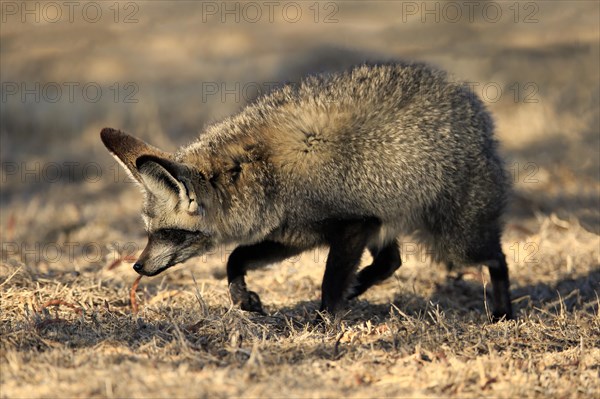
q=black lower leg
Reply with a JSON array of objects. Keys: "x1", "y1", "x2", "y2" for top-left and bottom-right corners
[
  {"x1": 227, "y1": 241, "x2": 302, "y2": 314},
  {"x1": 488, "y1": 253, "x2": 513, "y2": 320},
  {"x1": 348, "y1": 241, "x2": 401, "y2": 299},
  {"x1": 320, "y1": 218, "x2": 380, "y2": 314}
]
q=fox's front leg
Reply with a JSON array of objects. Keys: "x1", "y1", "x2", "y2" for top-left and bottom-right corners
[
  {"x1": 227, "y1": 241, "x2": 302, "y2": 314},
  {"x1": 320, "y1": 219, "x2": 381, "y2": 314}
]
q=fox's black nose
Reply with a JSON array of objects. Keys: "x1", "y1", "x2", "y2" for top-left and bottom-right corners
[{"x1": 133, "y1": 263, "x2": 143, "y2": 272}]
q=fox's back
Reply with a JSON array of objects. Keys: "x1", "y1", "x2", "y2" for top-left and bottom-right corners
[{"x1": 241, "y1": 64, "x2": 503, "y2": 221}]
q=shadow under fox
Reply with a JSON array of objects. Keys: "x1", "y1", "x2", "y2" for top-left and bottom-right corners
[{"x1": 101, "y1": 62, "x2": 513, "y2": 320}]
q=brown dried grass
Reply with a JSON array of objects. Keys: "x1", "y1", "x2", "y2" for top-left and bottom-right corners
[{"x1": 1, "y1": 209, "x2": 598, "y2": 398}]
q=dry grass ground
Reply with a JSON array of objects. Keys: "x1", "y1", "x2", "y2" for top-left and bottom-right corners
[{"x1": 1, "y1": 1, "x2": 599, "y2": 398}]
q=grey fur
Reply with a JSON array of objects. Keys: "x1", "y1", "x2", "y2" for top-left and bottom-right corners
[{"x1": 101, "y1": 61, "x2": 513, "y2": 320}]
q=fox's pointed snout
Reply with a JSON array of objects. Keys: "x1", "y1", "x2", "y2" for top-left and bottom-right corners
[{"x1": 133, "y1": 263, "x2": 144, "y2": 273}]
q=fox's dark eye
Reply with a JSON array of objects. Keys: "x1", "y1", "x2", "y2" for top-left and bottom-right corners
[
  {"x1": 152, "y1": 228, "x2": 189, "y2": 244},
  {"x1": 153, "y1": 228, "x2": 209, "y2": 243}
]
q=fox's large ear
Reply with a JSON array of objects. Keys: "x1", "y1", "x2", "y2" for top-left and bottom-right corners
[
  {"x1": 100, "y1": 128, "x2": 171, "y2": 184},
  {"x1": 136, "y1": 155, "x2": 204, "y2": 215}
]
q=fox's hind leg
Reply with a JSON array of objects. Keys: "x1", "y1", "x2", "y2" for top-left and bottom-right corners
[
  {"x1": 347, "y1": 241, "x2": 401, "y2": 300},
  {"x1": 462, "y1": 235, "x2": 513, "y2": 321},
  {"x1": 487, "y1": 252, "x2": 513, "y2": 321},
  {"x1": 227, "y1": 241, "x2": 302, "y2": 314}
]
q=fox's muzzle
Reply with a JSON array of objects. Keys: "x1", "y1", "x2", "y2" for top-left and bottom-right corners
[
  {"x1": 131, "y1": 242, "x2": 170, "y2": 276},
  {"x1": 131, "y1": 257, "x2": 173, "y2": 276},
  {"x1": 131, "y1": 229, "x2": 214, "y2": 276}
]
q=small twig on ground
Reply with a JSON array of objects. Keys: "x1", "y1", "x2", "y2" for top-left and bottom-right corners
[
  {"x1": 0, "y1": 266, "x2": 22, "y2": 288},
  {"x1": 107, "y1": 259, "x2": 122, "y2": 270},
  {"x1": 130, "y1": 275, "x2": 143, "y2": 314},
  {"x1": 482, "y1": 271, "x2": 491, "y2": 322},
  {"x1": 333, "y1": 330, "x2": 345, "y2": 359},
  {"x1": 108, "y1": 255, "x2": 138, "y2": 270},
  {"x1": 191, "y1": 272, "x2": 208, "y2": 317}
]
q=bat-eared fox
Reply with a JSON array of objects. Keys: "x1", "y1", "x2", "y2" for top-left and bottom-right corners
[{"x1": 101, "y1": 62, "x2": 513, "y2": 321}]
